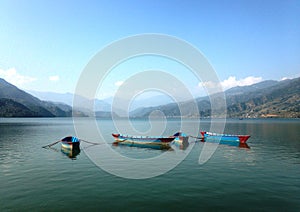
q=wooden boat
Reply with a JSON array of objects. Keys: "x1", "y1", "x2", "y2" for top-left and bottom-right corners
[
  {"x1": 112, "y1": 133, "x2": 175, "y2": 150},
  {"x1": 61, "y1": 136, "x2": 80, "y2": 151},
  {"x1": 200, "y1": 131, "x2": 250, "y2": 144},
  {"x1": 112, "y1": 132, "x2": 190, "y2": 150}
]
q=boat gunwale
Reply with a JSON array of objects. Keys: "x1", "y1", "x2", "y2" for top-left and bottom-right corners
[{"x1": 112, "y1": 133, "x2": 176, "y2": 143}]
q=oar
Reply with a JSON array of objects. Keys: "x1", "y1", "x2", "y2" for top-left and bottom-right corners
[{"x1": 42, "y1": 140, "x2": 61, "y2": 148}]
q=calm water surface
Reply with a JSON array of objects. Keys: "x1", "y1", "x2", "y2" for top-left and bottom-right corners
[{"x1": 0, "y1": 118, "x2": 299, "y2": 211}]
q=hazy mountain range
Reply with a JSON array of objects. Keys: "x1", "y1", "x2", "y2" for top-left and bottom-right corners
[
  {"x1": 128, "y1": 78, "x2": 299, "y2": 118},
  {"x1": 27, "y1": 90, "x2": 177, "y2": 111},
  {"x1": 0, "y1": 77, "x2": 299, "y2": 118}
]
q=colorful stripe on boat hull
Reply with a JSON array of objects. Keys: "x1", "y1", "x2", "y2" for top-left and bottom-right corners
[{"x1": 61, "y1": 141, "x2": 80, "y2": 150}]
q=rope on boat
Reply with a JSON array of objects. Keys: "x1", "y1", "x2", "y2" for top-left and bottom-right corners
[
  {"x1": 80, "y1": 139, "x2": 109, "y2": 145},
  {"x1": 189, "y1": 135, "x2": 203, "y2": 140},
  {"x1": 42, "y1": 140, "x2": 61, "y2": 148},
  {"x1": 42, "y1": 138, "x2": 114, "y2": 149}
]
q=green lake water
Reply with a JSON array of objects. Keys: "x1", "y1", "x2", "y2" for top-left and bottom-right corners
[{"x1": 0, "y1": 118, "x2": 299, "y2": 211}]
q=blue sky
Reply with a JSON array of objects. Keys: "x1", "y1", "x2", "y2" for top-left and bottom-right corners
[{"x1": 0, "y1": 0, "x2": 299, "y2": 99}]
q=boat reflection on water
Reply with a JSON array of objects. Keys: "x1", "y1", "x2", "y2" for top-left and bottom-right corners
[
  {"x1": 61, "y1": 146, "x2": 81, "y2": 159},
  {"x1": 219, "y1": 140, "x2": 250, "y2": 149},
  {"x1": 218, "y1": 141, "x2": 250, "y2": 149},
  {"x1": 171, "y1": 132, "x2": 189, "y2": 150},
  {"x1": 238, "y1": 143, "x2": 250, "y2": 149},
  {"x1": 173, "y1": 140, "x2": 189, "y2": 150},
  {"x1": 239, "y1": 143, "x2": 250, "y2": 149},
  {"x1": 200, "y1": 140, "x2": 250, "y2": 149}
]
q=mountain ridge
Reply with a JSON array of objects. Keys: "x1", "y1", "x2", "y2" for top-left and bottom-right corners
[
  {"x1": 130, "y1": 78, "x2": 300, "y2": 118},
  {"x1": 0, "y1": 78, "x2": 72, "y2": 117},
  {"x1": 1, "y1": 77, "x2": 299, "y2": 118}
]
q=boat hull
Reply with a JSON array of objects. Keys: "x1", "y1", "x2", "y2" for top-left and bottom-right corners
[
  {"x1": 60, "y1": 136, "x2": 80, "y2": 151},
  {"x1": 200, "y1": 132, "x2": 250, "y2": 144},
  {"x1": 112, "y1": 133, "x2": 175, "y2": 150},
  {"x1": 113, "y1": 140, "x2": 172, "y2": 150},
  {"x1": 61, "y1": 146, "x2": 81, "y2": 159},
  {"x1": 61, "y1": 141, "x2": 80, "y2": 150}
]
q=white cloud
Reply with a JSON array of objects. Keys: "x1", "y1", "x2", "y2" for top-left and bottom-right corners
[
  {"x1": 114, "y1": 81, "x2": 124, "y2": 87},
  {"x1": 199, "y1": 76, "x2": 263, "y2": 91},
  {"x1": 0, "y1": 67, "x2": 36, "y2": 87},
  {"x1": 200, "y1": 81, "x2": 221, "y2": 89},
  {"x1": 49, "y1": 75, "x2": 60, "y2": 82},
  {"x1": 222, "y1": 76, "x2": 263, "y2": 90},
  {"x1": 280, "y1": 73, "x2": 300, "y2": 81},
  {"x1": 280, "y1": 77, "x2": 289, "y2": 81}
]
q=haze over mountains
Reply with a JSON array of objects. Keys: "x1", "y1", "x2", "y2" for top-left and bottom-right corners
[
  {"x1": 27, "y1": 90, "x2": 174, "y2": 112},
  {"x1": 129, "y1": 78, "x2": 300, "y2": 118},
  {"x1": 0, "y1": 77, "x2": 299, "y2": 118}
]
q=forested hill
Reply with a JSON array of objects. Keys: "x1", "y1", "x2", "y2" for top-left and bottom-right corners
[
  {"x1": 0, "y1": 78, "x2": 72, "y2": 117},
  {"x1": 130, "y1": 77, "x2": 300, "y2": 118},
  {"x1": 225, "y1": 77, "x2": 300, "y2": 118}
]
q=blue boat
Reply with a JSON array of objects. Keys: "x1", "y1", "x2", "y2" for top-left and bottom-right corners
[
  {"x1": 61, "y1": 136, "x2": 80, "y2": 151},
  {"x1": 200, "y1": 131, "x2": 250, "y2": 147}
]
